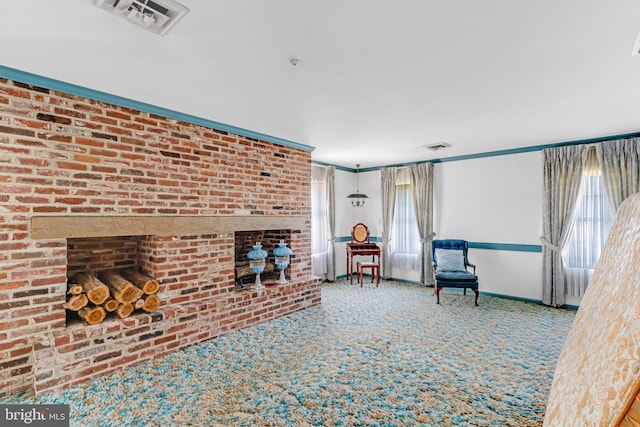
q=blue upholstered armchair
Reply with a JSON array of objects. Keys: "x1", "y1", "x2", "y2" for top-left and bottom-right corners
[{"x1": 432, "y1": 239, "x2": 479, "y2": 306}]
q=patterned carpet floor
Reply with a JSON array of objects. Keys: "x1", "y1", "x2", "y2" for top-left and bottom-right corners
[{"x1": 3, "y1": 280, "x2": 576, "y2": 426}]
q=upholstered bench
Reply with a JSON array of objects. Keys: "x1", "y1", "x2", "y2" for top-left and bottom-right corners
[{"x1": 357, "y1": 261, "x2": 379, "y2": 287}]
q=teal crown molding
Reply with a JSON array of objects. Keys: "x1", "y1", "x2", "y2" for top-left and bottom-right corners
[
  {"x1": 0, "y1": 65, "x2": 315, "y2": 153},
  {"x1": 5, "y1": 66, "x2": 634, "y2": 173},
  {"x1": 310, "y1": 161, "x2": 353, "y2": 173},
  {"x1": 314, "y1": 132, "x2": 640, "y2": 173}
]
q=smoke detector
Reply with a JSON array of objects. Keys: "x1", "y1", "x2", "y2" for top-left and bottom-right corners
[
  {"x1": 423, "y1": 142, "x2": 451, "y2": 151},
  {"x1": 92, "y1": 0, "x2": 189, "y2": 36}
]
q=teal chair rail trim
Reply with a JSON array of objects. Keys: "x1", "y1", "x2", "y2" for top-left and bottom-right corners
[
  {"x1": 336, "y1": 238, "x2": 541, "y2": 252},
  {"x1": 468, "y1": 242, "x2": 542, "y2": 253},
  {"x1": 336, "y1": 236, "x2": 382, "y2": 243}
]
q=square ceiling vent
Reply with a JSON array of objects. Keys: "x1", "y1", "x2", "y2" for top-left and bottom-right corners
[
  {"x1": 92, "y1": 0, "x2": 189, "y2": 36},
  {"x1": 423, "y1": 142, "x2": 451, "y2": 151}
]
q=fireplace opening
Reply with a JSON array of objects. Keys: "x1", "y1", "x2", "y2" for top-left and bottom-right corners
[
  {"x1": 66, "y1": 235, "x2": 161, "y2": 325},
  {"x1": 235, "y1": 230, "x2": 293, "y2": 289}
]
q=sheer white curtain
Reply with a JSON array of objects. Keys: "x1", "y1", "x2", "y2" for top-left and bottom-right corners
[
  {"x1": 562, "y1": 175, "x2": 614, "y2": 297},
  {"x1": 389, "y1": 168, "x2": 420, "y2": 270},
  {"x1": 311, "y1": 166, "x2": 328, "y2": 277},
  {"x1": 563, "y1": 148, "x2": 615, "y2": 298}
]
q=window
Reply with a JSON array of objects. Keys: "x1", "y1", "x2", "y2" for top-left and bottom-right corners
[
  {"x1": 311, "y1": 168, "x2": 328, "y2": 276},
  {"x1": 562, "y1": 172, "x2": 614, "y2": 297},
  {"x1": 389, "y1": 169, "x2": 420, "y2": 270}
]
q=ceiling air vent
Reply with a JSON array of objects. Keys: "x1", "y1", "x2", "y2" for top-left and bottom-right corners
[
  {"x1": 423, "y1": 142, "x2": 451, "y2": 151},
  {"x1": 92, "y1": 0, "x2": 189, "y2": 36}
]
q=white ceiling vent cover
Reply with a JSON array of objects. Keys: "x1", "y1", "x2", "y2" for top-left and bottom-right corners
[
  {"x1": 423, "y1": 142, "x2": 451, "y2": 151},
  {"x1": 92, "y1": 0, "x2": 189, "y2": 36}
]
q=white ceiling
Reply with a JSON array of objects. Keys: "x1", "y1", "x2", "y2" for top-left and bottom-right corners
[{"x1": 2, "y1": 1, "x2": 640, "y2": 168}]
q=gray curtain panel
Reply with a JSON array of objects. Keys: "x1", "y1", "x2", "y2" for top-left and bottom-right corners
[
  {"x1": 595, "y1": 137, "x2": 640, "y2": 211},
  {"x1": 325, "y1": 166, "x2": 336, "y2": 281},
  {"x1": 380, "y1": 167, "x2": 397, "y2": 279},
  {"x1": 410, "y1": 163, "x2": 435, "y2": 286},
  {"x1": 541, "y1": 145, "x2": 587, "y2": 307}
]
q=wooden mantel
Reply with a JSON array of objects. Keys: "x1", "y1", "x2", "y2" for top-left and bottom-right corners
[{"x1": 31, "y1": 215, "x2": 307, "y2": 239}]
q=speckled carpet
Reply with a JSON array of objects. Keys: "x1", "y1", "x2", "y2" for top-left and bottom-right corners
[{"x1": 3, "y1": 280, "x2": 575, "y2": 426}]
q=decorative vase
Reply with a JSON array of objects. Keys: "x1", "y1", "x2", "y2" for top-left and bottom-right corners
[
  {"x1": 273, "y1": 240, "x2": 292, "y2": 285},
  {"x1": 247, "y1": 242, "x2": 268, "y2": 290}
]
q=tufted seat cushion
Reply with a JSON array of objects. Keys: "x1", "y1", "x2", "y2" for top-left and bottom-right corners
[{"x1": 434, "y1": 271, "x2": 478, "y2": 282}]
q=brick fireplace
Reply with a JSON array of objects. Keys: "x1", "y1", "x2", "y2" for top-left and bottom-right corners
[{"x1": 0, "y1": 78, "x2": 320, "y2": 396}]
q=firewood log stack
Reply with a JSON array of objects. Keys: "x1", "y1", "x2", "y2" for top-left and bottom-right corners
[{"x1": 66, "y1": 269, "x2": 161, "y2": 324}]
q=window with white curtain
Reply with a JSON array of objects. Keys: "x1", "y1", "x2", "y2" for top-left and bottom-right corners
[
  {"x1": 389, "y1": 169, "x2": 420, "y2": 270},
  {"x1": 562, "y1": 166, "x2": 614, "y2": 298},
  {"x1": 311, "y1": 168, "x2": 328, "y2": 276}
]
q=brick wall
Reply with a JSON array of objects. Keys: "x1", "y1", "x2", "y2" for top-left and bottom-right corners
[
  {"x1": 0, "y1": 78, "x2": 320, "y2": 396},
  {"x1": 67, "y1": 236, "x2": 139, "y2": 277}
]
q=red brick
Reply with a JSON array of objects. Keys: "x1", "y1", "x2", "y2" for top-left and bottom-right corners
[
  {"x1": 0, "y1": 339, "x2": 28, "y2": 351},
  {"x1": 77, "y1": 362, "x2": 109, "y2": 378},
  {"x1": 58, "y1": 341, "x2": 90, "y2": 354},
  {"x1": 14, "y1": 118, "x2": 51, "y2": 130},
  {"x1": 0, "y1": 319, "x2": 29, "y2": 330},
  {"x1": 56, "y1": 161, "x2": 87, "y2": 171},
  {"x1": 0, "y1": 78, "x2": 315, "y2": 398},
  {"x1": 52, "y1": 331, "x2": 71, "y2": 346},
  {"x1": 11, "y1": 306, "x2": 46, "y2": 318},
  {"x1": 109, "y1": 353, "x2": 138, "y2": 368},
  {"x1": 153, "y1": 334, "x2": 176, "y2": 345}
]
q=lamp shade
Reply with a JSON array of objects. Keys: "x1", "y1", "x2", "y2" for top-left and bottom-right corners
[
  {"x1": 247, "y1": 242, "x2": 268, "y2": 289},
  {"x1": 273, "y1": 240, "x2": 292, "y2": 270},
  {"x1": 348, "y1": 164, "x2": 368, "y2": 207},
  {"x1": 346, "y1": 193, "x2": 369, "y2": 199}
]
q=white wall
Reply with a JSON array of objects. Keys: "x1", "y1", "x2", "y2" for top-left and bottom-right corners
[
  {"x1": 334, "y1": 169, "x2": 382, "y2": 279},
  {"x1": 331, "y1": 151, "x2": 548, "y2": 302},
  {"x1": 435, "y1": 152, "x2": 543, "y2": 301}
]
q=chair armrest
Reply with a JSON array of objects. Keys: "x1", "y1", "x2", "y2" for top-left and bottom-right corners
[{"x1": 466, "y1": 263, "x2": 476, "y2": 274}]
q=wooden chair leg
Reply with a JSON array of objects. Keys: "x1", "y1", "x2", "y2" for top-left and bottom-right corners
[
  {"x1": 436, "y1": 287, "x2": 441, "y2": 304},
  {"x1": 473, "y1": 289, "x2": 479, "y2": 306}
]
